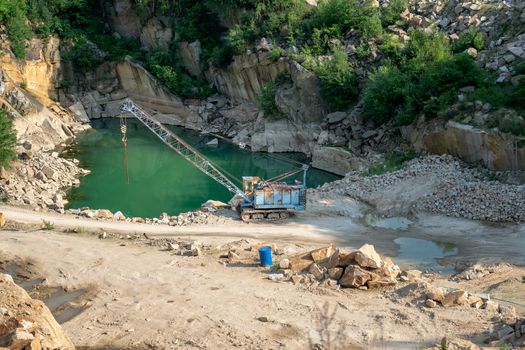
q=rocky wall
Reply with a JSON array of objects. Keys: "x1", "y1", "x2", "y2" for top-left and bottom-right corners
[{"x1": 404, "y1": 120, "x2": 525, "y2": 171}]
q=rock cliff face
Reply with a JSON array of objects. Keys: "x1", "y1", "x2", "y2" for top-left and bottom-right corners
[
  {"x1": 0, "y1": 273, "x2": 75, "y2": 350},
  {"x1": 0, "y1": 35, "x2": 87, "y2": 151},
  {"x1": 405, "y1": 120, "x2": 525, "y2": 171},
  {"x1": 79, "y1": 59, "x2": 197, "y2": 126}
]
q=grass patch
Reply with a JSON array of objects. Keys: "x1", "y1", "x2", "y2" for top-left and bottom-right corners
[
  {"x1": 362, "y1": 151, "x2": 416, "y2": 176},
  {"x1": 41, "y1": 220, "x2": 54, "y2": 230}
]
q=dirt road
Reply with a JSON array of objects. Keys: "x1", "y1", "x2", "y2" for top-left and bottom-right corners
[{"x1": 1, "y1": 228, "x2": 516, "y2": 349}]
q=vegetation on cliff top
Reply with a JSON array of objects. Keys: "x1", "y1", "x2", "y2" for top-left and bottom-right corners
[{"x1": 0, "y1": 110, "x2": 17, "y2": 168}]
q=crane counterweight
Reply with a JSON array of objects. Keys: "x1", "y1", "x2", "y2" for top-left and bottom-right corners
[{"x1": 120, "y1": 98, "x2": 308, "y2": 222}]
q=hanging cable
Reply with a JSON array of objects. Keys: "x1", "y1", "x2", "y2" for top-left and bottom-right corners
[{"x1": 120, "y1": 113, "x2": 130, "y2": 184}]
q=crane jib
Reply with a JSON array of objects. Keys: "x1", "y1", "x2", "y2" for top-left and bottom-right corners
[{"x1": 119, "y1": 99, "x2": 249, "y2": 201}]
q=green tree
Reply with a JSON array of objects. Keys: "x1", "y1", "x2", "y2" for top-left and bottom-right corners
[{"x1": 0, "y1": 110, "x2": 17, "y2": 168}]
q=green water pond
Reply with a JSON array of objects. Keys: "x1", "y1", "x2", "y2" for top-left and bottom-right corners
[{"x1": 64, "y1": 119, "x2": 340, "y2": 217}]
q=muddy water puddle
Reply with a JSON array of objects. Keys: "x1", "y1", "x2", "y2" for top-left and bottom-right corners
[
  {"x1": 0, "y1": 259, "x2": 92, "y2": 323},
  {"x1": 363, "y1": 214, "x2": 413, "y2": 231},
  {"x1": 394, "y1": 237, "x2": 458, "y2": 273}
]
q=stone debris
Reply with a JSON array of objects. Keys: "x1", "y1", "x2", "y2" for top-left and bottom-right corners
[
  {"x1": 0, "y1": 273, "x2": 75, "y2": 349},
  {"x1": 315, "y1": 155, "x2": 525, "y2": 223},
  {"x1": 281, "y1": 243, "x2": 401, "y2": 289},
  {"x1": 423, "y1": 337, "x2": 480, "y2": 350},
  {"x1": 1, "y1": 151, "x2": 88, "y2": 211},
  {"x1": 485, "y1": 318, "x2": 525, "y2": 347}
]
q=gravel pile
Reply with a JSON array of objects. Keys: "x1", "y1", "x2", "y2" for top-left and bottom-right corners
[{"x1": 316, "y1": 155, "x2": 525, "y2": 223}]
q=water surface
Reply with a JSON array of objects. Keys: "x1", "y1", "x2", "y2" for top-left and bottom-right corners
[
  {"x1": 394, "y1": 237, "x2": 458, "y2": 273},
  {"x1": 65, "y1": 119, "x2": 340, "y2": 217}
]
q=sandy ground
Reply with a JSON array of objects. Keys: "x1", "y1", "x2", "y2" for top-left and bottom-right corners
[
  {"x1": 2, "y1": 227, "x2": 524, "y2": 350},
  {"x1": 1, "y1": 199, "x2": 525, "y2": 349}
]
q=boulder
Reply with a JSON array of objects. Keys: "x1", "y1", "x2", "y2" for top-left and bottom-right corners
[
  {"x1": 339, "y1": 265, "x2": 372, "y2": 288},
  {"x1": 289, "y1": 252, "x2": 314, "y2": 273},
  {"x1": 96, "y1": 209, "x2": 113, "y2": 219},
  {"x1": 426, "y1": 299, "x2": 438, "y2": 308},
  {"x1": 309, "y1": 263, "x2": 325, "y2": 280},
  {"x1": 426, "y1": 286, "x2": 446, "y2": 303},
  {"x1": 0, "y1": 274, "x2": 75, "y2": 349},
  {"x1": 310, "y1": 244, "x2": 336, "y2": 262},
  {"x1": 0, "y1": 213, "x2": 5, "y2": 227},
  {"x1": 113, "y1": 211, "x2": 126, "y2": 221},
  {"x1": 279, "y1": 258, "x2": 290, "y2": 269},
  {"x1": 325, "y1": 111, "x2": 346, "y2": 124},
  {"x1": 354, "y1": 244, "x2": 382, "y2": 269},
  {"x1": 338, "y1": 249, "x2": 356, "y2": 267},
  {"x1": 0, "y1": 166, "x2": 8, "y2": 180},
  {"x1": 41, "y1": 166, "x2": 57, "y2": 181},
  {"x1": 440, "y1": 337, "x2": 480, "y2": 350},
  {"x1": 442, "y1": 290, "x2": 468, "y2": 307},
  {"x1": 327, "y1": 267, "x2": 343, "y2": 280}
]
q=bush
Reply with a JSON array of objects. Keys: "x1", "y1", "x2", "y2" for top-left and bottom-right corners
[
  {"x1": 312, "y1": 0, "x2": 381, "y2": 37},
  {"x1": 146, "y1": 49, "x2": 213, "y2": 99},
  {"x1": 363, "y1": 65, "x2": 407, "y2": 125},
  {"x1": 270, "y1": 46, "x2": 285, "y2": 61},
  {"x1": 258, "y1": 82, "x2": 280, "y2": 118},
  {"x1": 452, "y1": 28, "x2": 485, "y2": 53},
  {"x1": 380, "y1": 0, "x2": 407, "y2": 27},
  {"x1": 0, "y1": 110, "x2": 17, "y2": 168},
  {"x1": 364, "y1": 30, "x2": 486, "y2": 126},
  {"x1": 362, "y1": 150, "x2": 416, "y2": 176},
  {"x1": 314, "y1": 46, "x2": 359, "y2": 110},
  {"x1": 7, "y1": 7, "x2": 32, "y2": 59},
  {"x1": 62, "y1": 38, "x2": 103, "y2": 71}
]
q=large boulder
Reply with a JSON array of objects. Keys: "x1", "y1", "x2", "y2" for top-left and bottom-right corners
[
  {"x1": 354, "y1": 244, "x2": 382, "y2": 269},
  {"x1": 312, "y1": 146, "x2": 369, "y2": 176},
  {"x1": 0, "y1": 274, "x2": 75, "y2": 349},
  {"x1": 339, "y1": 265, "x2": 374, "y2": 288}
]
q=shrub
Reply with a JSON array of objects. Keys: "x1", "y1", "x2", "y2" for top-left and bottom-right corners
[
  {"x1": 380, "y1": 0, "x2": 407, "y2": 27},
  {"x1": 7, "y1": 7, "x2": 32, "y2": 59},
  {"x1": 405, "y1": 30, "x2": 452, "y2": 71},
  {"x1": 452, "y1": 28, "x2": 485, "y2": 53},
  {"x1": 41, "y1": 220, "x2": 55, "y2": 230},
  {"x1": 314, "y1": 46, "x2": 359, "y2": 110},
  {"x1": 145, "y1": 46, "x2": 214, "y2": 99},
  {"x1": 270, "y1": 46, "x2": 285, "y2": 61},
  {"x1": 310, "y1": 25, "x2": 341, "y2": 55},
  {"x1": 362, "y1": 150, "x2": 416, "y2": 176},
  {"x1": 312, "y1": 0, "x2": 380, "y2": 36},
  {"x1": 259, "y1": 82, "x2": 280, "y2": 118},
  {"x1": 363, "y1": 65, "x2": 407, "y2": 125},
  {"x1": 0, "y1": 110, "x2": 17, "y2": 168},
  {"x1": 62, "y1": 38, "x2": 103, "y2": 71}
]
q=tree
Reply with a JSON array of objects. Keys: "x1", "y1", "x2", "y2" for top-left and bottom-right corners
[{"x1": 0, "y1": 110, "x2": 17, "y2": 168}]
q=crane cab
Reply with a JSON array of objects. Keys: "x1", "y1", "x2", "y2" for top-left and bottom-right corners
[{"x1": 240, "y1": 176, "x2": 307, "y2": 222}]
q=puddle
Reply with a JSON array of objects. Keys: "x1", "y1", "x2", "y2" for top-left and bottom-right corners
[
  {"x1": 364, "y1": 214, "x2": 413, "y2": 231},
  {"x1": 394, "y1": 237, "x2": 458, "y2": 273},
  {"x1": 42, "y1": 288, "x2": 89, "y2": 324},
  {"x1": 0, "y1": 258, "x2": 91, "y2": 324}
]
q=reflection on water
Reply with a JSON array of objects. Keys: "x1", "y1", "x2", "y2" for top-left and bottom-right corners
[
  {"x1": 394, "y1": 237, "x2": 458, "y2": 273},
  {"x1": 363, "y1": 214, "x2": 413, "y2": 231}
]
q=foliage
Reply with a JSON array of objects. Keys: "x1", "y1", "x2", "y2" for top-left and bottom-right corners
[
  {"x1": 146, "y1": 51, "x2": 213, "y2": 99},
  {"x1": 258, "y1": 82, "x2": 280, "y2": 118},
  {"x1": 41, "y1": 220, "x2": 55, "y2": 230},
  {"x1": 3, "y1": 3, "x2": 32, "y2": 59},
  {"x1": 0, "y1": 110, "x2": 17, "y2": 168},
  {"x1": 270, "y1": 46, "x2": 284, "y2": 61},
  {"x1": 380, "y1": 0, "x2": 407, "y2": 27},
  {"x1": 362, "y1": 150, "x2": 416, "y2": 176},
  {"x1": 311, "y1": 0, "x2": 381, "y2": 38},
  {"x1": 62, "y1": 38, "x2": 103, "y2": 71},
  {"x1": 313, "y1": 46, "x2": 359, "y2": 110},
  {"x1": 452, "y1": 28, "x2": 485, "y2": 53},
  {"x1": 364, "y1": 30, "x2": 485, "y2": 126}
]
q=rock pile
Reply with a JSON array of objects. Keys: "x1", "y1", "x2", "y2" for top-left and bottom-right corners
[
  {"x1": 278, "y1": 243, "x2": 401, "y2": 289},
  {"x1": 485, "y1": 318, "x2": 525, "y2": 347},
  {"x1": 2, "y1": 150, "x2": 88, "y2": 211},
  {"x1": 0, "y1": 273, "x2": 75, "y2": 350},
  {"x1": 67, "y1": 206, "x2": 237, "y2": 226},
  {"x1": 315, "y1": 154, "x2": 525, "y2": 223}
]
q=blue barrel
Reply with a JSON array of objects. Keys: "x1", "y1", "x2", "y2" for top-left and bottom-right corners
[{"x1": 259, "y1": 246, "x2": 273, "y2": 267}]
